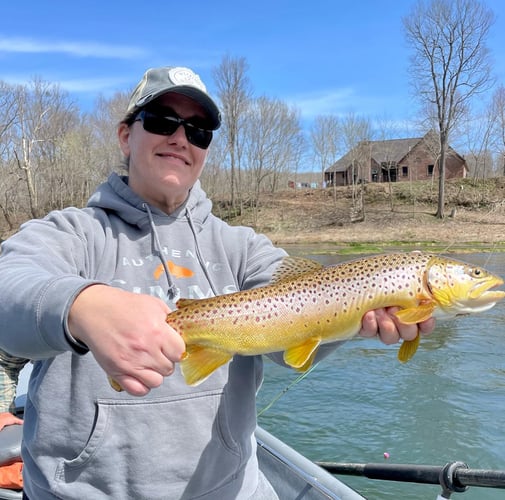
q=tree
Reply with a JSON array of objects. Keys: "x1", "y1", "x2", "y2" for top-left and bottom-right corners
[
  {"x1": 403, "y1": 0, "x2": 494, "y2": 218},
  {"x1": 459, "y1": 105, "x2": 496, "y2": 180},
  {"x1": 212, "y1": 55, "x2": 252, "y2": 211},
  {"x1": 490, "y1": 85, "x2": 505, "y2": 174},
  {"x1": 310, "y1": 115, "x2": 341, "y2": 187},
  {"x1": 243, "y1": 97, "x2": 304, "y2": 223},
  {"x1": 339, "y1": 113, "x2": 372, "y2": 221}
]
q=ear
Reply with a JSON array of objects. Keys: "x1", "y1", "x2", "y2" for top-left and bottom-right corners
[{"x1": 118, "y1": 122, "x2": 131, "y2": 157}]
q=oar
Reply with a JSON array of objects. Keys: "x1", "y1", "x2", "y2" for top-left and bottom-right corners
[{"x1": 315, "y1": 460, "x2": 505, "y2": 493}]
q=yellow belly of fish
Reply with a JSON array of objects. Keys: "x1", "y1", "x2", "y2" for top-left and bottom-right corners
[{"x1": 168, "y1": 284, "x2": 425, "y2": 386}]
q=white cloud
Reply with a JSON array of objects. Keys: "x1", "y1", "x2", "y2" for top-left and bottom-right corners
[
  {"x1": 57, "y1": 77, "x2": 129, "y2": 93},
  {"x1": 285, "y1": 87, "x2": 358, "y2": 119},
  {"x1": 0, "y1": 36, "x2": 147, "y2": 59}
]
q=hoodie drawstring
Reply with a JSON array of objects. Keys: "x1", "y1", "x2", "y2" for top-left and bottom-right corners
[
  {"x1": 144, "y1": 203, "x2": 181, "y2": 302},
  {"x1": 185, "y1": 208, "x2": 219, "y2": 297},
  {"x1": 143, "y1": 202, "x2": 219, "y2": 302}
]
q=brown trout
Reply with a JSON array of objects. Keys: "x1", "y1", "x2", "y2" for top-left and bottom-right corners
[{"x1": 164, "y1": 252, "x2": 505, "y2": 386}]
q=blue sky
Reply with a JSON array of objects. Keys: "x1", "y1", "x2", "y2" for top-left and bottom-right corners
[{"x1": 2, "y1": 0, "x2": 505, "y2": 128}]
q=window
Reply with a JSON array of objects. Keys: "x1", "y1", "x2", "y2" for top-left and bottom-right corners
[
  {"x1": 427, "y1": 164, "x2": 434, "y2": 176},
  {"x1": 402, "y1": 166, "x2": 408, "y2": 177}
]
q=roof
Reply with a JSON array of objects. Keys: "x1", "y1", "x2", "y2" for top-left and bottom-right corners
[{"x1": 326, "y1": 137, "x2": 423, "y2": 173}]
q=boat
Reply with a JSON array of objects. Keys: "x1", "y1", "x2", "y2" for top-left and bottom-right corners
[
  {"x1": 1, "y1": 395, "x2": 505, "y2": 499},
  {"x1": 256, "y1": 426, "x2": 364, "y2": 499},
  {"x1": 0, "y1": 400, "x2": 363, "y2": 500}
]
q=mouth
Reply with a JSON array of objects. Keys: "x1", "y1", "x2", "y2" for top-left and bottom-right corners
[
  {"x1": 156, "y1": 152, "x2": 190, "y2": 165},
  {"x1": 469, "y1": 277, "x2": 505, "y2": 304}
]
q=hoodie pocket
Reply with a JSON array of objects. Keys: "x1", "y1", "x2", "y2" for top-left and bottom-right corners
[{"x1": 53, "y1": 389, "x2": 242, "y2": 499}]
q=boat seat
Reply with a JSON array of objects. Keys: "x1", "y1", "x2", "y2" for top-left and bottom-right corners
[{"x1": 0, "y1": 424, "x2": 23, "y2": 500}]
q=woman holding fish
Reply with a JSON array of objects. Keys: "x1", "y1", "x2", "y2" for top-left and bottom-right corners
[{"x1": 0, "y1": 66, "x2": 434, "y2": 499}]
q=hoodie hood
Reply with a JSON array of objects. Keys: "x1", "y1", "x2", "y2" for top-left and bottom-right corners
[{"x1": 87, "y1": 172, "x2": 213, "y2": 230}]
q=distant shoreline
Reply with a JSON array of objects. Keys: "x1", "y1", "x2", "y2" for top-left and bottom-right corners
[{"x1": 273, "y1": 239, "x2": 505, "y2": 255}]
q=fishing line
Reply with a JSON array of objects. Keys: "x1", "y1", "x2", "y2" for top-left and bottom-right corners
[{"x1": 257, "y1": 361, "x2": 321, "y2": 417}]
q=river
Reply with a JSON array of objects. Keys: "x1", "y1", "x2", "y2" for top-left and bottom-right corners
[{"x1": 256, "y1": 250, "x2": 505, "y2": 500}]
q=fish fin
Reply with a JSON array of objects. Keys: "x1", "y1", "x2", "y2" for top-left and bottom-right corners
[
  {"x1": 271, "y1": 256, "x2": 323, "y2": 284},
  {"x1": 180, "y1": 345, "x2": 232, "y2": 386},
  {"x1": 283, "y1": 338, "x2": 321, "y2": 370},
  {"x1": 108, "y1": 376, "x2": 123, "y2": 392},
  {"x1": 394, "y1": 302, "x2": 436, "y2": 324},
  {"x1": 296, "y1": 349, "x2": 319, "y2": 373},
  {"x1": 398, "y1": 333, "x2": 421, "y2": 363},
  {"x1": 175, "y1": 298, "x2": 200, "y2": 309}
]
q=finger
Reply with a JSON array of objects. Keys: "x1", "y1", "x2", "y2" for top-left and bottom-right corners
[
  {"x1": 375, "y1": 308, "x2": 401, "y2": 344},
  {"x1": 109, "y1": 375, "x2": 150, "y2": 396},
  {"x1": 152, "y1": 358, "x2": 176, "y2": 378},
  {"x1": 386, "y1": 307, "x2": 423, "y2": 341},
  {"x1": 109, "y1": 370, "x2": 165, "y2": 396},
  {"x1": 418, "y1": 317, "x2": 436, "y2": 336},
  {"x1": 161, "y1": 331, "x2": 186, "y2": 364},
  {"x1": 389, "y1": 318, "x2": 418, "y2": 343},
  {"x1": 359, "y1": 310, "x2": 379, "y2": 337}
]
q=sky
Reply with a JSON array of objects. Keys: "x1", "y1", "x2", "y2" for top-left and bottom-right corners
[{"x1": 2, "y1": 0, "x2": 505, "y2": 131}]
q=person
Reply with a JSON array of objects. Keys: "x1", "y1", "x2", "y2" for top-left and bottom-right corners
[
  {"x1": 0, "y1": 66, "x2": 434, "y2": 499},
  {"x1": 0, "y1": 349, "x2": 28, "y2": 414}
]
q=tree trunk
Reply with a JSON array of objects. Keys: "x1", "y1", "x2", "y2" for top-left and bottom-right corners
[{"x1": 436, "y1": 138, "x2": 447, "y2": 219}]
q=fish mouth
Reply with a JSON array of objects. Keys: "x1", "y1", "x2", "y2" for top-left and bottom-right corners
[{"x1": 467, "y1": 277, "x2": 505, "y2": 308}]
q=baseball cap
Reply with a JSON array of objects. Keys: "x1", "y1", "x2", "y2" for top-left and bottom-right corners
[{"x1": 125, "y1": 66, "x2": 221, "y2": 130}]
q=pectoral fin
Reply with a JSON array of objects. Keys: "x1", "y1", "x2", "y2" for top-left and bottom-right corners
[
  {"x1": 284, "y1": 338, "x2": 321, "y2": 371},
  {"x1": 180, "y1": 345, "x2": 232, "y2": 386},
  {"x1": 394, "y1": 302, "x2": 436, "y2": 324},
  {"x1": 398, "y1": 333, "x2": 421, "y2": 363}
]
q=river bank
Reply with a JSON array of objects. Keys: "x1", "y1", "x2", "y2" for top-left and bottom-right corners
[{"x1": 225, "y1": 180, "x2": 505, "y2": 254}]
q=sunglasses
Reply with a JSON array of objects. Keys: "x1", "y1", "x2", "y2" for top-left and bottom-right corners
[{"x1": 134, "y1": 110, "x2": 213, "y2": 149}]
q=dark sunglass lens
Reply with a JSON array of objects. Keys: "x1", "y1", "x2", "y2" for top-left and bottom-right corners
[
  {"x1": 142, "y1": 113, "x2": 180, "y2": 136},
  {"x1": 138, "y1": 111, "x2": 212, "y2": 149},
  {"x1": 186, "y1": 127, "x2": 213, "y2": 149}
]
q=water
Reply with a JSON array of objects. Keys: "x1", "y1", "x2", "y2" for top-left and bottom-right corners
[{"x1": 256, "y1": 251, "x2": 505, "y2": 500}]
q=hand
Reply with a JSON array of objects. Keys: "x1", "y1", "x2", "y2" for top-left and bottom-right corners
[
  {"x1": 68, "y1": 285, "x2": 186, "y2": 396},
  {"x1": 0, "y1": 412, "x2": 23, "y2": 431},
  {"x1": 359, "y1": 307, "x2": 435, "y2": 344}
]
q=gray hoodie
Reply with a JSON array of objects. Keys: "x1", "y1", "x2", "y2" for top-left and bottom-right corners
[{"x1": 0, "y1": 173, "x2": 287, "y2": 499}]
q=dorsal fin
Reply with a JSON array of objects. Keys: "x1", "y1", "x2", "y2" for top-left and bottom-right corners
[
  {"x1": 176, "y1": 298, "x2": 199, "y2": 309},
  {"x1": 270, "y1": 256, "x2": 324, "y2": 284}
]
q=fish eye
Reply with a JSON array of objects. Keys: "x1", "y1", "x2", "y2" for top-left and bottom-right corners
[{"x1": 470, "y1": 267, "x2": 482, "y2": 278}]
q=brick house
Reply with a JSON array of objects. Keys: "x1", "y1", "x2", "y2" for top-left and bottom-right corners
[{"x1": 324, "y1": 131, "x2": 468, "y2": 186}]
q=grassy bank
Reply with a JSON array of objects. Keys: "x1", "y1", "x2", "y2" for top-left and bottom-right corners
[{"x1": 223, "y1": 178, "x2": 505, "y2": 254}]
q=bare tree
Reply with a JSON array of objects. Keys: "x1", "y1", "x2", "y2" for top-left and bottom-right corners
[
  {"x1": 459, "y1": 106, "x2": 496, "y2": 180},
  {"x1": 0, "y1": 82, "x2": 18, "y2": 160},
  {"x1": 310, "y1": 115, "x2": 341, "y2": 187},
  {"x1": 403, "y1": 0, "x2": 494, "y2": 218},
  {"x1": 200, "y1": 131, "x2": 229, "y2": 199},
  {"x1": 87, "y1": 91, "x2": 130, "y2": 179},
  {"x1": 0, "y1": 81, "x2": 19, "y2": 228},
  {"x1": 212, "y1": 55, "x2": 252, "y2": 212},
  {"x1": 339, "y1": 113, "x2": 372, "y2": 220},
  {"x1": 489, "y1": 85, "x2": 505, "y2": 174},
  {"x1": 242, "y1": 97, "x2": 304, "y2": 223},
  {"x1": 9, "y1": 78, "x2": 79, "y2": 218},
  {"x1": 373, "y1": 117, "x2": 409, "y2": 210}
]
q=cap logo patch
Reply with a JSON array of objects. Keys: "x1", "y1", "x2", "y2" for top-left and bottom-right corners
[{"x1": 168, "y1": 67, "x2": 207, "y2": 92}]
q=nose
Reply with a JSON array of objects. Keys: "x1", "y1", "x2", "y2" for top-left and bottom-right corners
[{"x1": 168, "y1": 123, "x2": 188, "y2": 145}]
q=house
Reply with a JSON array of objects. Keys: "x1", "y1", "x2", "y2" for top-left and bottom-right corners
[{"x1": 324, "y1": 131, "x2": 468, "y2": 186}]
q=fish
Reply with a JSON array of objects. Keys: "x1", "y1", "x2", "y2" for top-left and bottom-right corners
[
  {"x1": 166, "y1": 252, "x2": 505, "y2": 386},
  {"x1": 106, "y1": 252, "x2": 505, "y2": 391}
]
